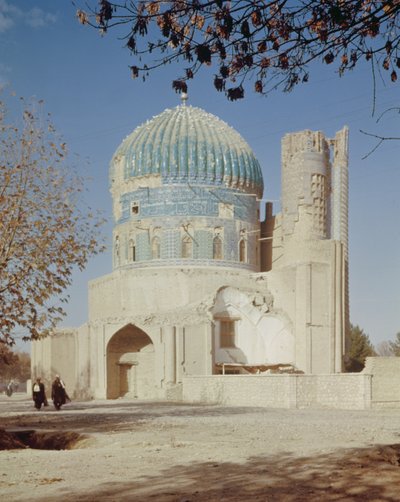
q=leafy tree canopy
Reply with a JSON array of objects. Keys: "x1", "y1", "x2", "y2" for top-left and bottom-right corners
[
  {"x1": 345, "y1": 323, "x2": 376, "y2": 372},
  {"x1": 0, "y1": 95, "x2": 105, "y2": 347},
  {"x1": 76, "y1": 0, "x2": 400, "y2": 101}
]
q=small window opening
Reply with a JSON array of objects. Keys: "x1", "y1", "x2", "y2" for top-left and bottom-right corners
[
  {"x1": 131, "y1": 202, "x2": 139, "y2": 215},
  {"x1": 239, "y1": 239, "x2": 246, "y2": 263},
  {"x1": 129, "y1": 240, "x2": 136, "y2": 262},
  {"x1": 220, "y1": 320, "x2": 236, "y2": 348}
]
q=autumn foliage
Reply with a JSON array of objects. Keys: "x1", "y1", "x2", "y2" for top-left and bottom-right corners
[
  {"x1": 0, "y1": 346, "x2": 30, "y2": 383},
  {"x1": 0, "y1": 97, "x2": 105, "y2": 347},
  {"x1": 77, "y1": 0, "x2": 400, "y2": 100}
]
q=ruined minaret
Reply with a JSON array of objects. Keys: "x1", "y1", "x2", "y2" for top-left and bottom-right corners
[
  {"x1": 279, "y1": 127, "x2": 349, "y2": 372},
  {"x1": 281, "y1": 130, "x2": 330, "y2": 240},
  {"x1": 280, "y1": 127, "x2": 349, "y2": 252}
]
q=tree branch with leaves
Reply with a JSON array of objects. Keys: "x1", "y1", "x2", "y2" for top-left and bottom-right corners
[
  {"x1": 0, "y1": 96, "x2": 105, "y2": 348},
  {"x1": 76, "y1": 0, "x2": 400, "y2": 100}
]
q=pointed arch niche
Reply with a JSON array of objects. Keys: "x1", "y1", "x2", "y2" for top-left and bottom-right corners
[
  {"x1": 151, "y1": 235, "x2": 161, "y2": 259},
  {"x1": 106, "y1": 324, "x2": 155, "y2": 399},
  {"x1": 213, "y1": 233, "x2": 223, "y2": 260},
  {"x1": 239, "y1": 238, "x2": 247, "y2": 262},
  {"x1": 182, "y1": 235, "x2": 193, "y2": 258}
]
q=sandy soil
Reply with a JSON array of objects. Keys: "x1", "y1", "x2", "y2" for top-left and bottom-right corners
[{"x1": 1, "y1": 393, "x2": 400, "y2": 501}]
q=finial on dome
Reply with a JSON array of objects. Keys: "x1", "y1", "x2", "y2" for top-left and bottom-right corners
[{"x1": 181, "y1": 92, "x2": 188, "y2": 106}]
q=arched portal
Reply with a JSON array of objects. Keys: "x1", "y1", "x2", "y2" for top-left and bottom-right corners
[{"x1": 106, "y1": 325, "x2": 155, "y2": 399}]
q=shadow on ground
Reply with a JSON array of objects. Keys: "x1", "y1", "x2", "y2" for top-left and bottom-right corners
[
  {"x1": 1, "y1": 398, "x2": 400, "y2": 500},
  {"x1": 56, "y1": 444, "x2": 400, "y2": 501}
]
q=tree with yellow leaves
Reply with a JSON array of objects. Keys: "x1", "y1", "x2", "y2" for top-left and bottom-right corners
[{"x1": 0, "y1": 96, "x2": 105, "y2": 350}]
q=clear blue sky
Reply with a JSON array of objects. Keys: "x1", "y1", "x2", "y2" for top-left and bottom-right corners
[{"x1": 2, "y1": 1, "x2": 399, "y2": 350}]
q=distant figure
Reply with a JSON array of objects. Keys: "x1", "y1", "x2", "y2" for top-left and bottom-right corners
[
  {"x1": 51, "y1": 375, "x2": 70, "y2": 411},
  {"x1": 6, "y1": 380, "x2": 13, "y2": 397},
  {"x1": 32, "y1": 377, "x2": 47, "y2": 410}
]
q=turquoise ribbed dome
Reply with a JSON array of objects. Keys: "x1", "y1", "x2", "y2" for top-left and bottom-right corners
[{"x1": 111, "y1": 104, "x2": 263, "y2": 197}]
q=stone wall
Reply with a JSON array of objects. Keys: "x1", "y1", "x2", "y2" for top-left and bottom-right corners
[
  {"x1": 363, "y1": 357, "x2": 400, "y2": 408},
  {"x1": 31, "y1": 331, "x2": 77, "y2": 397},
  {"x1": 182, "y1": 374, "x2": 372, "y2": 410}
]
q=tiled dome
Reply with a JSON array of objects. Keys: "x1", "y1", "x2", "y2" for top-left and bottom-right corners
[{"x1": 111, "y1": 103, "x2": 263, "y2": 197}]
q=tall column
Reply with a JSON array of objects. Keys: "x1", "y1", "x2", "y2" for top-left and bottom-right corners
[
  {"x1": 330, "y1": 126, "x2": 349, "y2": 259},
  {"x1": 330, "y1": 126, "x2": 350, "y2": 363}
]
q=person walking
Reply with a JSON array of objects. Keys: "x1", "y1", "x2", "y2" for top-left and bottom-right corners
[
  {"x1": 51, "y1": 375, "x2": 70, "y2": 411},
  {"x1": 32, "y1": 377, "x2": 47, "y2": 410}
]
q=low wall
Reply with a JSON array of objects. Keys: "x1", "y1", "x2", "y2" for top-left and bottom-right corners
[
  {"x1": 182, "y1": 373, "x2": 372, "y2": 410},
  {"x1": 363, "y1": 357, "x2": 400, "y2": 408}
]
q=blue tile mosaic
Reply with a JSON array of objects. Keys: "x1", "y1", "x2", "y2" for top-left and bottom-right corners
[
  {"x1": 118, "y1": 186, "x2": 257, "y2": 225},
  {"x1": 136, "y1": 233, "x2": 151, "y2": 261},
  {"x1": 161, "y1": 230, "x2": 180, "y2": 259},
  {"x1": 110, "y1": 105, "x2": 263, "y2": 198},
  {"x1": 193, "y1": 230, "x2": 213, "y2": 259}
]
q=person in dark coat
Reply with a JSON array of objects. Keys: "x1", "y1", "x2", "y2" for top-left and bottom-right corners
[
  {"x1": 51, "y1": 375, "x2": 70, "y2": 410},
  {"x1": 32, "y1": 377, "x2": 47, "y2": 410}
]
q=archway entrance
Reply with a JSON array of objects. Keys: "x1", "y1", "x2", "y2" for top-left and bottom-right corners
[{"x1": 106, "y1": 325, "x2": 155, "y2": 399}]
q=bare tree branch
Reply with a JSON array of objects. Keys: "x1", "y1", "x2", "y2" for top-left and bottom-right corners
[{"x1": 360, "y1": 129, "x2": 400, "y2": 159}]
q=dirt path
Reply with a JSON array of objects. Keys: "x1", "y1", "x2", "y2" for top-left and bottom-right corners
[{"x1": 1, "y1": 394, "x2": 400, "y2": 501}]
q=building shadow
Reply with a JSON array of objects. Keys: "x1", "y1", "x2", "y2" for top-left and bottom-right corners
[{"x1": 58, "y1": 443, "x2": 400, "y2": 501}]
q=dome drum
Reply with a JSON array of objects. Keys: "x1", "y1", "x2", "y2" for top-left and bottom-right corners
[{"x1": 110, "y1": 102, "x2": 264, "y2": 273}]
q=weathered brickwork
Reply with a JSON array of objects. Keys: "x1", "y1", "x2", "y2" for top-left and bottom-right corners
[
  {"x1": 183, "y1": 374, "x2": 372, "y2": 410},
  {"x1": 182, "y1": 360, "x2": 400, "y2": 410}
]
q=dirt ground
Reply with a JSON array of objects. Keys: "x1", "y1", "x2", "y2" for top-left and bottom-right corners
[{"x1": 1, "y1": 393, "x2": 400, "y2": 501}]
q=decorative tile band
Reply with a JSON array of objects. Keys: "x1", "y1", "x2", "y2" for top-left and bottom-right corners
[{"x1": 118, "y1": 185, "x2": 258, "y2": 225}]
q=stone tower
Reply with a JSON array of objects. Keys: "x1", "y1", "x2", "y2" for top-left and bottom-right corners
[{"x1": 274, "y1": 127, "x2": 349, "y2": 373}]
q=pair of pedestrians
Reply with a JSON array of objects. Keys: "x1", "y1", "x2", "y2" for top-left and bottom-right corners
[{"x1": 32, "y1": 375, "x2": 70, "y2": 411}]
